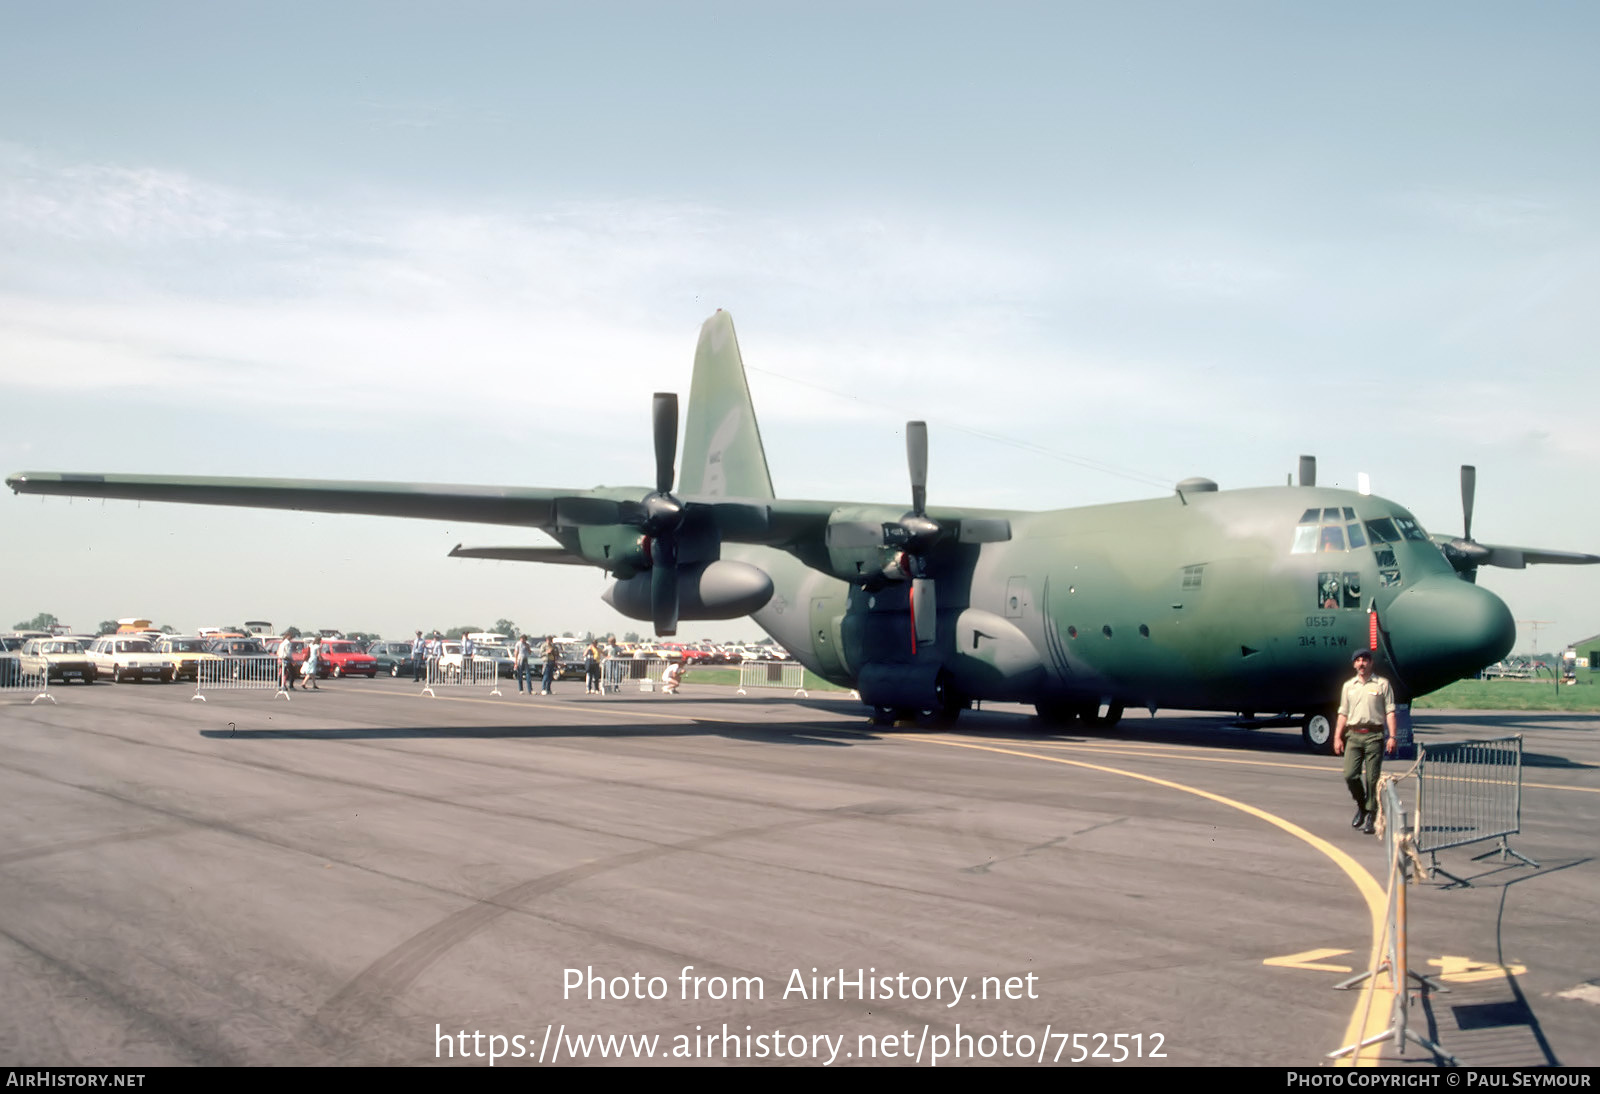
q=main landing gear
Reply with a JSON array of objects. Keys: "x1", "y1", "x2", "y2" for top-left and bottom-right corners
[
  {"x1": 868, "y1": 674, "x2": 966, "y2": 728},
  {"x1": 1034, "y1": 699, "x2": 1125, "y2": 729}
]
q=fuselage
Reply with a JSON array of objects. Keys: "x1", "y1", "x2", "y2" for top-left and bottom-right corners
[{"x1": 744, "y1": 483, "x2": 1516, "y2": 716}]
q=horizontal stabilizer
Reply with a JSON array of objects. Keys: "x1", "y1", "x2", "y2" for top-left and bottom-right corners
[{"x1": 448, "y1": 544, "x2": 591, "y2": 565}]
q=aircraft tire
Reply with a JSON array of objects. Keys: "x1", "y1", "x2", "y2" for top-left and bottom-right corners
[
  {"x1": 1301, "y1": 708, "x2": 1336, "y2": 754},
  {"x1": 918, "y1": 674, "x2": 964, "y2": 728},
  {"x1": 869, "y1": 705, "x2": 899, "y2": 727},
  {"x1": 1034, "y1": 701, "x2": 1079, "y2": 726}
]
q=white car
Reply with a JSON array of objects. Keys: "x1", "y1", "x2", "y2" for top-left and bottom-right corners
[
  {"x1": 18, "y1": 638, "x2": 97, "y2": 684},
  {"x1": 88, "y1": 636, "x2": 176, "y2": 683}
]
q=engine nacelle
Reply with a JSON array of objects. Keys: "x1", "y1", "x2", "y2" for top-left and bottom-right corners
[{"x1": 603, "y1": 560, "x2": 774, "y2": 622}]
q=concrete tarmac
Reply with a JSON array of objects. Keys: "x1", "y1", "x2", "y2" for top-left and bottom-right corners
[{"x1": 2, "y1": 676, "x2": 1596, "y2": 1067}]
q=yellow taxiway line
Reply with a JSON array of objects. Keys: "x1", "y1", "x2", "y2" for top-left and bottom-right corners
[{"x1": 901, "y1": 733, "x2": 1391, "y2": 1065}]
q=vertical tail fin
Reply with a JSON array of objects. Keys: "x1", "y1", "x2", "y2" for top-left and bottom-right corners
[{"x1": 678, "y1": 311, "x2": 775, "y2": 500}]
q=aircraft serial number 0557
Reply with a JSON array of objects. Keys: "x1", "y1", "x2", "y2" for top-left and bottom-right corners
[{"x1": 1304, "y1": 615, "x2": 1338, "y2": 628}]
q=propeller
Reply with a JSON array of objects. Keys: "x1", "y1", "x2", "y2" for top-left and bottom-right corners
[
  {"x1": 1437, "y1": 464, "x2": 1599, "y2": 580},
  {"x1": 1440, "y1": 465, "x2": 1492, "y2": 581},
  {"x1": 823, "y1": 421, "x2": 1012, "y2": 651},
  {"x1": 643, "y1": 393, "x2": 685, "y2": 634}
]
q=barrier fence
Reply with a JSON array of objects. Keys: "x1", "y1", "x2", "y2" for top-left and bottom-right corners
[
  {"x1": 193, "y1": 655, "x2": 289, "y2": 701},
  {"x1": 1329, "y1": 777, "x2": 1459, "y2": 1065},
  {"x1": 1, "y1": 667, "x2": 55, "y2": 704},
  {"x1": 1413, "y1": 734, "x2": 1536, "y2": 885},
  {"x1": 736, "y1": 660, "x2": 808, "y2": 697},
  {"x1": 421, "y1": 658, "x2": 503, "y2": 697},
  {"x1": 604, "y1": 657, "x2": 670, "y2": 692}
]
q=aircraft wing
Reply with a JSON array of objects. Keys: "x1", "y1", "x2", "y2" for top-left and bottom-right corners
[
  {"x1": 4, "y1": 471, "x2": 625, "y2": 528},
  {"x1": 6, "y1": 471, "x2": 1006, "y2": 554},
  {"x1": 1432, "y1": 532, "x2": 1600, "y2": 571}
]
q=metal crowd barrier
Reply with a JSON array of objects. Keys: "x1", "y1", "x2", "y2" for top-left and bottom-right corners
[
  {"x1": 1413, "y1": 735, "x2": 1536, "y2": 885},
  {"x1": 736, "y1": 660, "x2": 808, "y2": 697},
  {"x1": 193, "y1": 655, "x2": 290, "y2": 701},
  {"x1": 1329, "y1": 777, "x2": 1459, "y2": 1065},
  {"x1": 601, "y1": 657, "x2": 672, "y2": 691},
  {"x1": 421, "y1": 657, "x2": 503, "y2": 698},
  {"x1": 2, "y1": 668, "x2": 55, "y2": 704}
]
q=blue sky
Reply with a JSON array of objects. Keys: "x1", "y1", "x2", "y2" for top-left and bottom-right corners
[{"x1": 3, "y1": 2, "x2": 1597, "y2": 648}]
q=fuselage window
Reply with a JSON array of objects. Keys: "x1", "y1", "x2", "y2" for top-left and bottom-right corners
[
  {"x1": 1320, "y1": 525, "x2": 1347, "y2": 552},
  {"x1": 1322, "y1": 507, "x2": 1343, "y2": 522},
  {"x1": 1291, "y1": 524, "x2": 1320, "y2": 554},
  {"x1": 1346, "y1": 522, "x2": 1367, "y2": 549}
]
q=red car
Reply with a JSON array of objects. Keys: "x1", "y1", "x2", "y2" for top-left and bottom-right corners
[{"x1": 295, "y1": 639, "x2": 378, "y2": 678}]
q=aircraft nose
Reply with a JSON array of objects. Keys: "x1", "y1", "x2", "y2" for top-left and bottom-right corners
[{"x1": 1381, "y1": 576, "x2": 1515, "y2": 696}]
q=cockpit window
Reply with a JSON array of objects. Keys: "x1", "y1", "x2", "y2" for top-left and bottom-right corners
[
  {"x1": 1393, "y1": 516, "x2": 1429, "y2": 542},
  {"x1": 1292, "y1": 506, "x2": 1365, "y2": 554},
  {"x1": 1365, "y1": 517, "x2": 1400, "y2": 543}
]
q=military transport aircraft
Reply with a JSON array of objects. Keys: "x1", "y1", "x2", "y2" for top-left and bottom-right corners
[{"x1": 9, "y1": 312, "x2": 1598, "y2": 750}]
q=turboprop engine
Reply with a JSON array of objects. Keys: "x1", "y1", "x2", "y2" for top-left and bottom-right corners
[{"x1": 603, "y1": 560, "x2": 774, "y2": 622}]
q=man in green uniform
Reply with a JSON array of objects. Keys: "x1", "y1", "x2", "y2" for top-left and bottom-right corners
[{"x1": 1333, "y1": 648, "x2": 1397, "y2": 834}]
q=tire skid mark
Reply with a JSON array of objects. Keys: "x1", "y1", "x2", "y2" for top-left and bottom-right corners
[
  {"x1": 0, "y1": 825, "x2": 190, "y2": 866},
  {"x1": 0, "y1": 924, "x2": 228, "y2": 1066},
  {"x1": 307, "y1": 813, "x2": 842, "y2": 1047},
  {"x1": 11, "y1": 716, "x2": 872, "y2": 844}
]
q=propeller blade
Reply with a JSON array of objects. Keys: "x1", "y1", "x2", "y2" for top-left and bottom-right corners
[
  {"x1": 907, "y1": 421, "x2": 928, "y2": 517},
  {"x1": 1461, "y1": 464, "x2": 1476, "y2": 543},
  {"x1": 653, "y1": 392, "x2": 679, "y2": 495},
  {"x1": 650, "y1": 536, "x2": 679, "y2": 635}
]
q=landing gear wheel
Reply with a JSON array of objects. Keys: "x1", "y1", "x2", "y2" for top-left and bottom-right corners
[
  {"x1": 869, "y1": 705, "x2": 899, "y2": 727},
  {"x1": 1034, "y1": 700, "x2": 1079, "y2": 727},
  {"x1": 1302, "y1": 707, "x2": 1336, "y2": 754},
  {"x1": 918, "y1": 674, "x2": 965, "y2": 728}
]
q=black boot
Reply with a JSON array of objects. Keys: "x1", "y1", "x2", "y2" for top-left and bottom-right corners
[{"x1": 1351, "y1": 806, "x2": 1367, "y2": 829}]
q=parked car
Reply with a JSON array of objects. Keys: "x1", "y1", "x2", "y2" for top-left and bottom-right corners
[
  {"x1": 474, "y1": 645, "x2": 515, "y2": 678},
  {"x1": 87, "y1": 636, "x2": 175, "y2": 683},
  {"x1": 365, "y1": 641, "x2": 418, "y2": 678},
  {"x1": 312, "y1": 640, "x2": 378, "y2": 678},
  {"x1": 208, "y1": 637, "x2": 267, "y2": 657},
  {"x1": 19, "y1": 638, "x2": 97, "y2": 684},
  {"x1": 0, "y1": 635, "x2": 24, "y2": 686},
  {"x1": 155, "y1": 636, "x2": 224, "y2": 681}
]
